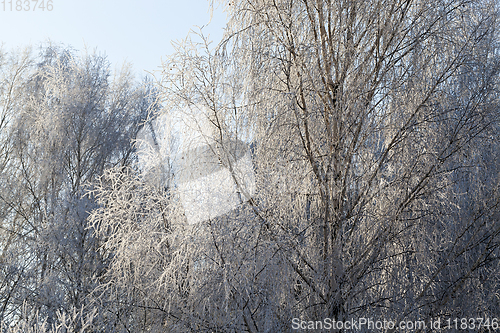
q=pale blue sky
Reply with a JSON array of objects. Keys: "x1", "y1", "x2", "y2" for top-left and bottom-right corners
[{"x1": 0, "y1": 0, "x2": 228, "y2": 76}]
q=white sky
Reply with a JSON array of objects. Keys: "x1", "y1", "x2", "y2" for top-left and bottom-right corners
[{"x1": 0, "y1": 0, "x2": 228, "y2": 76}]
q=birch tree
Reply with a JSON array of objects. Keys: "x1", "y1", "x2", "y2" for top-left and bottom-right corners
[
  {"x1": 0, "y1": 45, "x2": 151, "y2": 328},
  {"x1": 0, "y1": 46, "x2": 36, "y2": 327},
  {"x1": 90, "y1": 0, "x2": 500, "y2": 331}
]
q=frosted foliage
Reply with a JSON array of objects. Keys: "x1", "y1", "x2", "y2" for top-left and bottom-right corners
[
  {"x1": 137, "y1": 105, "x2": 255, "y2": 224},
  {"x1": 0, "y1": 45, "x2": 151, "y2": 329},
  {"x1": 1, "y1": 306, "x2": 96, "y2": 333},
  {"x1": 87, "y1": 0, "x2": 500, "y2": 329},
  {"x1": 2, "y1": 0, "x2": 500, "y2": 331}
]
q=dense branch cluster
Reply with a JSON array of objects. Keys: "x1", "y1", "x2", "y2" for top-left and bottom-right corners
[{"x1": 1, "y1": 0, "x2": 500, "y2": 332}]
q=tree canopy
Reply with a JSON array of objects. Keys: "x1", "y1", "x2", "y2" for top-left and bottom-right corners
[{"x1": 2, "y1": 0, "x2": 500, "y2": 331}]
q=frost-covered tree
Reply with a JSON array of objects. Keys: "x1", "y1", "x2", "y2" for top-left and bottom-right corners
[
  {"x1": 0, "y1": 46, "x2": 36, "y2": 327},
  {"x1": 90, "y1": 0, "x2": 500, "y2": 332},
  {"x1": 0, "y1": 45, "x2": 152, "y2": 328}
]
